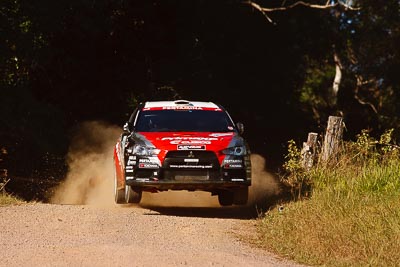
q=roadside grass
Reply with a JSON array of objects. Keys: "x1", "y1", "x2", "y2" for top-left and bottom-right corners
[
  {"x1": 0, "y1": 192, "x2": 23, "y2": 205},
  {"x1": 256, "y1": 129, "x2": 400, "y2": 266},
  {"x1": 1, "y1": 175, "x2": 23, "y2": 205}
]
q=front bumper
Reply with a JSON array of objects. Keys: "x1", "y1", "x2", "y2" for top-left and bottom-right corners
[
  {"x1": 124, "y1": 150, "x2": 251, "y2": 192},
  {"x1": 125, "y1": 178, "x2": 251, "y2": 192}
]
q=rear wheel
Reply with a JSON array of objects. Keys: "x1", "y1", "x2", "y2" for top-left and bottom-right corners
[
  {"x1": 125, "y1": 185, "x2": 142, "y2": 204},
  {"x1": 233, "y1": 187, "x2": 249, "y2": 205},
  {"x1": 114, "y1": 168, "x2": 125, "y2": 204},
  {"x1": 218, "y1": 190, "x2": 234, "y2": 206}
]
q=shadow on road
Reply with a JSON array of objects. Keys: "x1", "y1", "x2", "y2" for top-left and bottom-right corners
[
  {"x1": 138, "y1": 205, "x2": 264, "y2": 219},
  {"x1": 138, "y1": 196, "x2": 281, "y2": 220}
]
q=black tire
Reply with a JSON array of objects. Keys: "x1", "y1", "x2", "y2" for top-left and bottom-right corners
[
  {"x1": 125, "y1": 185, "x2": 142, "y2": 204},
  {"x1": 114, "y1": 168, "x2": 125, "y2": 204},
  {"x1": 233, "y1": 187, "x2": 249, "y2": 205},
  {"x1": 218, "y1": 190, "x2": 234, "y2": 206}
]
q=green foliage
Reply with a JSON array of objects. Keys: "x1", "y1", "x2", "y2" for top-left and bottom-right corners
[
  {"x1": 298, "y1": 60, "x2": 336, "y2": 119},
  {"x1": 0, "y1": 0, "x2": 48, "y2": 87},
  {"x1": 310, "y1": 129, "x2": 400, "y2": 195},
  {"x1": 348, "y1": 128, "x2": 399, "y2": 163},
  {"x1": 0, "y1": 85, "x2": 67, "y2": 179},
  {"x1": 282, "y1": 140, "x2": 302, "y2": 173},
  {"x1": 258, "y1": 129, "x2": 400, "y2": 266},
  {"x1": 291, "y1": 0, "x2": 400, "y2": 137},
  {"x1": 281, "y1": 140, "x2": 313, "y2": 200}
]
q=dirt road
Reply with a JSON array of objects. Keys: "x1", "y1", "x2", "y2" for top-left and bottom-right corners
[
  {"x1": 0, "y1": 199, "x2": 303, "y2": 267},
  {"x1": 0, "y1": 122, "x2": 304, "y2": 266}
]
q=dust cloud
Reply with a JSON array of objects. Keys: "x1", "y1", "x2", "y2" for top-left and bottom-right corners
[
  {"x1": 50, "y1": 121, "x2": 280, "y2": 209},
  {"x1": 141, "y1": 154, "x2": 281, "y2": 208},
  {"x1": 50, "y1": 121, "x2": 120, "y2": 207},
  {"x1": 247, "y1": 154, "x2": 281, "y2": 207}
]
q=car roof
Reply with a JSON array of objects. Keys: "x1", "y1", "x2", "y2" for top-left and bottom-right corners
[{"x1": 143, "y1": 100, "x2": 221, "y2": 109}]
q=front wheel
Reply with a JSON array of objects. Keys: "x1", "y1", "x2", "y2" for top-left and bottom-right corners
[
  {"x1": 218, "y1": 190, "x2": 234, "y2": 206},
  {"x1": 125, "y1": 185, "x2": 142, "y2": 204},
  {"x1": 233, "y1": 187, "x2": 249, "y2": 205},
  {"x1": 114, "y1": 168, "x2": 125, "y2": 204}
]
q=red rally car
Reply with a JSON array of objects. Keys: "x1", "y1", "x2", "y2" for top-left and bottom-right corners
[{"x1": 113, "y1": 100, "x2": 252, "y2": 206}]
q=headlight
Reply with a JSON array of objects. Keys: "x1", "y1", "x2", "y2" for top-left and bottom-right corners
[
  {"x1": 131, "y1": 144, "x2": 160, "y2": 156},
  {"x1": 222, "y1": 146, "x2": 247, "y2": 156}
]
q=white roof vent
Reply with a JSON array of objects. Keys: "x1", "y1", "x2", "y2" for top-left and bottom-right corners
[{"x1": 174, "y1": 100, "x2": 192, "y2": 105}]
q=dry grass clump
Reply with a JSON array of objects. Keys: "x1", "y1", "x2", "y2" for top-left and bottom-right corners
[
  {"x1": 257, "y1": 129, "x2": 400, "y2": 266},
  {"x1": 0, "y1": 192, "x2": 23, "y2": 205}
]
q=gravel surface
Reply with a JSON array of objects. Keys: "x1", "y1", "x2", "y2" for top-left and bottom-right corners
[
  {"x1": 1, "y1": 123, "x2": 306, "y2": 266},
  {"x1": 0, "y1": 202, "x2": 304, "y2": 267}
]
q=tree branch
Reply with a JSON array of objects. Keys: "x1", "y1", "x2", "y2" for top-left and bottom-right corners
[
  {"x1": 0, "y1": 178, "x2": 10, "y2": 192},
  {"x1": 244, "y1": 1, "x2": 275, "y2": 23},
  {"x1": 243, "y1": 0, "x2": 360, "y2": 12},
  {"x1": 243, "y1": 0, "x2": 360, "y2": 24},
  {"x1": 354, "y1": 75, "x2": 378, "y2": 114},
  {"x1": 347, "y1": 47, "x2": 379, "y2": 114}
]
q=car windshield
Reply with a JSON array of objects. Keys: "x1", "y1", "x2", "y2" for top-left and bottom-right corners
[{"x1": 134, "y1": 109, "x2": 236, "y2": 132}]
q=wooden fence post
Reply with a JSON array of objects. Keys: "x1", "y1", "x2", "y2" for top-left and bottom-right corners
[
  {"x1": 301, "y1": 132, "x2": 319, "y2": 171},
  {"x1": 322, "y1": 116, "x2": 344, "y2": 163}
]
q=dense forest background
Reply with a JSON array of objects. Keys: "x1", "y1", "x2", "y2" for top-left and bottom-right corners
[{"x1": 1, "y1": 0, "x2": 399, "y2": 198}]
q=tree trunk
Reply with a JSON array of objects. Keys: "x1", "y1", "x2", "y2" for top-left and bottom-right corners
[
  {"x1": 301, "y1": 132, "x2": 319, "y2": 171},
  {"x1": 330, "y1": 49, "x2": 342, "y2": 107},
  {"x1": 322, "y1": 116, "x2": 344, "y2": 163}
]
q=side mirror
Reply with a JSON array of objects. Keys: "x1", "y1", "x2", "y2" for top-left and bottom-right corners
[
  {"x1": 123, "y1": 122, "x2": 130, "y2": 133},
  {"x1": 236, "y1": 122, "x2": 244, "y2": 135}
]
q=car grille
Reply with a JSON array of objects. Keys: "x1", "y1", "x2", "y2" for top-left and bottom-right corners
[{"x1": 162, "y1": 151, "x2": 220, "y2": 180}]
